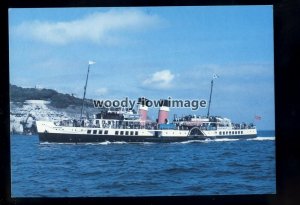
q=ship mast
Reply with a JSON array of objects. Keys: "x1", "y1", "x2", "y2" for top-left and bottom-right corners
[
  {"x1": 207, "y1": 74, "x2": 218, "y2": 118},
  {"x1": 80, "y1": 61, "x2": 96, "y2": 119}
]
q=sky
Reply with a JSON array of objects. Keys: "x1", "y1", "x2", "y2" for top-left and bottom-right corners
[{"x1": 9, "y1": 6, "x2": 275, "y2": 130}]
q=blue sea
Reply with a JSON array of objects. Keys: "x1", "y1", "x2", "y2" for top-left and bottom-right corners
[{"x1": 11, "y1": 131, "x2": 275, "y2": 197}]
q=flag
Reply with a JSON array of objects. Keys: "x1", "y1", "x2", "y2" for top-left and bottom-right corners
[
  {"x1": 255, "y1": 115, "x2": 262, "y2": 120},
  {"x1": 88, "y1": 60, "x2": 96, "y2": 65},
  {"x1": 213, "y1": 74, "x2": 219, "y2": 79}
]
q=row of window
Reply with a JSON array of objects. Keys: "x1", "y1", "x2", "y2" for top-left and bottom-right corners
[
  {"x1": 87, "y1": 129, "x2": 139, "y2": 136},
  {"x1": 219, "y1": 130, "x2": 243, "y2": 135},
  {"x1": 115, "y1": 131, "x2": 138, "y2": 136},
  {"x1": 87, "y1": 129, "x2": 108, "y2": 135}
]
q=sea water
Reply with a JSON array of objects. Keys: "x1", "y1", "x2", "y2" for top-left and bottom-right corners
[{"x1": 11, "y1": 130, "x2": 275, "y2": 197}]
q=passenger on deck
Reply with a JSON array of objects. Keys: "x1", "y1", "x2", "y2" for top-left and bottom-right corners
[{"x1": 73, "y1": 119, "x2": 77, "y2": 127}]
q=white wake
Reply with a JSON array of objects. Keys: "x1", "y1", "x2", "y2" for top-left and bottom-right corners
[{"x1": 247, "y1": 136, "x2": 275, "y2": 141}]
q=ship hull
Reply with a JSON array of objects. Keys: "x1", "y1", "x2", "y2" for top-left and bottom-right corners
[{"x1": 38, "y1": 132, "x2": 256, "y2": 143}]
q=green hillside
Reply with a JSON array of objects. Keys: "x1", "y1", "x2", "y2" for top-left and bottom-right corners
[{"x1": 10, "y1": 84, "x2": 93, "y2": 108}]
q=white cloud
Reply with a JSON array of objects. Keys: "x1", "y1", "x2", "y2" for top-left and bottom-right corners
[
  {"x1": 95, "y1": 87, "x2": 108, "y2": 95},
  {"x1": 143, "y1": 70, "x2": 175, "y2": 89},
  {"x1": 14, "y1": 9, "x2": 162, "y2": 45}
]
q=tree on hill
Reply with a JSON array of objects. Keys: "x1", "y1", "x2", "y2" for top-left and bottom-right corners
[{"x1": 10, "y1": 84, "x2": 92, "y2": 108}]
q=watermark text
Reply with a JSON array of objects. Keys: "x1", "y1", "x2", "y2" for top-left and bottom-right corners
[{"x1": 93, "y1": 97, "x2": 207, "y2": 111}]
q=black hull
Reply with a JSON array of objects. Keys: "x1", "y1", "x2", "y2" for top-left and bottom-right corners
[{"x1": 38, "y1": 133, "x2": 257, "y2": 143}]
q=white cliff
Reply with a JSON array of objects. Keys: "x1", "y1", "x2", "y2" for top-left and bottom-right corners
[{"x1": 10, "y1": 100, "x2": 98, "y2": 134}]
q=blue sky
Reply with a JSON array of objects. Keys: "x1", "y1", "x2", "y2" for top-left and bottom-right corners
[{"x1": 9, "y1": 6, "x2": 274, "y2": 130}]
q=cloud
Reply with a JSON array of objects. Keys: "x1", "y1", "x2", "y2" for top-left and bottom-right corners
[
  {"x1": 95, "y1": 87, "x2": 108, "y2": 95},
  {"x1": 14, "y1": 9, "x2": 162, "y2": 45},
  {"x1": 143, "y1": 70, "x2": 175, "y2": 89}
]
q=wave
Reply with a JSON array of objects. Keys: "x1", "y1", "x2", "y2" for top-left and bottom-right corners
[
  {"x1": 212, "y1": 138, "x2": 240, "y2": 142},
  {"x1": 206, "y1": 137, "x2": 274, "y2": 142},
  {"x1": 39, "y1": 137, "x2": 275, "y2": 146},
  {"x1": 247, "y1": 136, "x2": 275, "y2": 141},
  {"x1": 132, "y1": 142, "x2": 156, "y2": 145},
  {"x1": 163, "y1": 166, "x2": 199, "y2": 174},
  {"x1": 39, "y1": 141, "x2": 125, "y2": 145},
  {"x1": 173, "y1": 138, "x2": 239, "y2": 144},
  {"x1": 80, "y1": 141, "x2": 157, "y2": 145},
  {"x1": 87, "y1": 141, "x2": 128, "y2": 145},
  {"x1": 40, "y1": 141, "x2": 158, "y2": 145},
  {"x1": 173, "y1": 140, "x2": 204, "y2": 144},
  {"x1": 199, "y1": 138, "x2": 240, "y2": 143},
  {"x1": 40, "y1": 142, "x2": 51, "y2": 145},
  {"x1": 40, "y1": 142, "x2": 75, "y2": 145}
]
